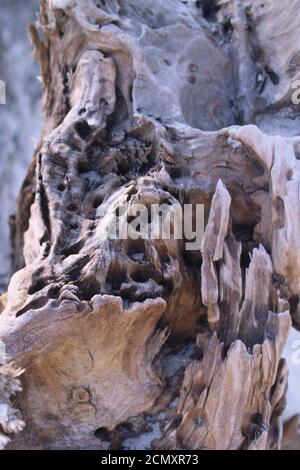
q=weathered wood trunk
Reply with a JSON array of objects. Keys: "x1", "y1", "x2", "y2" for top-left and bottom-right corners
[{"x1": 1, "y1": 0, "x2": 300, "y2": 450}]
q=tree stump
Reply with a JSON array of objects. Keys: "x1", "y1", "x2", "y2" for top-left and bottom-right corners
[{"x1": 1, "y1": 0, "x2": 300, "y2": 450}]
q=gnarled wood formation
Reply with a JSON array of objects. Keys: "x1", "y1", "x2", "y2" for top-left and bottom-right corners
[{"x1": 1, "y1": 0, "x2": 300, "y2": 449}]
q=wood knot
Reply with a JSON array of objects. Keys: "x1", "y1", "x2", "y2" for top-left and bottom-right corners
[{"x1": 71, "y1": 386, "x2": 90, "y2": 403}]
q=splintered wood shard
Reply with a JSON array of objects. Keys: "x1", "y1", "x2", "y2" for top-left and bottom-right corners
[
  {"x1": 223, "y1": 125, "x2": 300, "y2": 328},
  {"x1": 201, "y1": 179, "x2": 231, "y2": 325},
  {"x1": 156, "y1": 198, "x2": 291, "y2": 450}
]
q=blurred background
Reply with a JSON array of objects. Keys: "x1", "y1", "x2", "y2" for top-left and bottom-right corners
[
  {"x1": 0, "y1": 0, "x2": 299, "y2": 427},
  {"x1": 0, "y1": 0, "x2": 41, "y2": 292}
]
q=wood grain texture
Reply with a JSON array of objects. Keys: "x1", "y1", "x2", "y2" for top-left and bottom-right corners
[{"x1": 1, "y1": 0, "x2": 300, "y2": 449}]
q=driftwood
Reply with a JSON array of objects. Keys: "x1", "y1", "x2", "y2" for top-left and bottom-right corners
[{"x1": 0, "y1": 0, "x2": 300, "y2": 449}]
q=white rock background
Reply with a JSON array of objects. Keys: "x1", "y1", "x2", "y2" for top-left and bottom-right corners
[
  {"x1": 283, "y1": 329, "x2": 300, "y2": 419},
  {"x1": 0, "y1": 0, "x2": 299, "y2": 428}
]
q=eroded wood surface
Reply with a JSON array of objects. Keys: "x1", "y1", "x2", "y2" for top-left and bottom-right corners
[{"x1": 1, "y1": 0, "x2": 300, "y2": 449}]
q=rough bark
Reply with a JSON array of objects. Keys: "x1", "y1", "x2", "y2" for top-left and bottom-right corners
[{"x1": 1, "y1": 0, "x2": 300, "y2": 450}]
